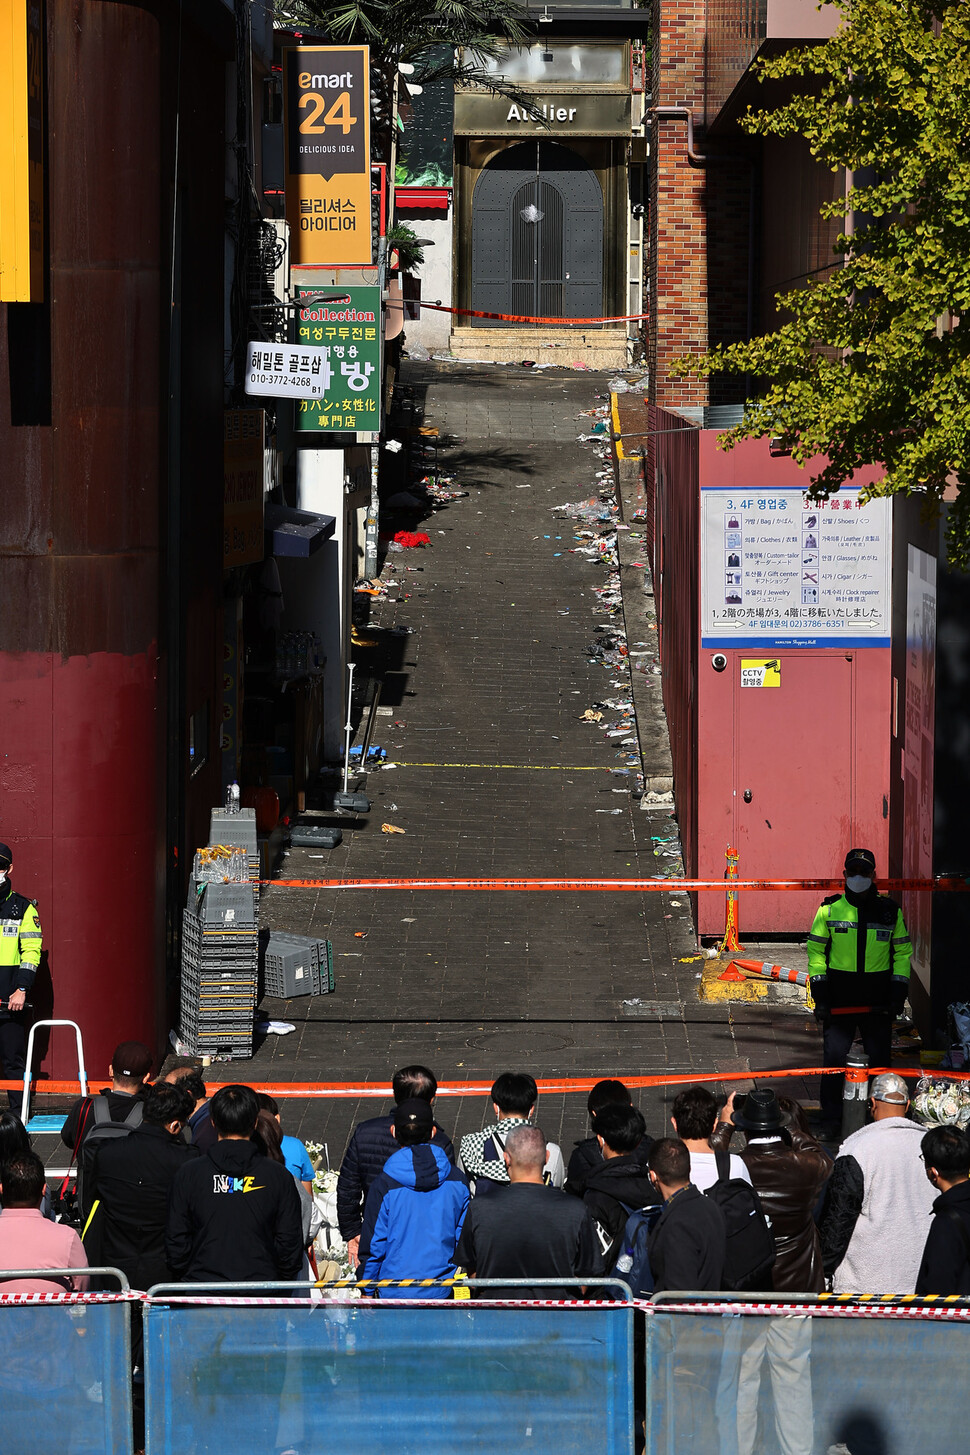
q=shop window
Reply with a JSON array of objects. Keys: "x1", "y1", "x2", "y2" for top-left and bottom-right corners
[{"x1": 468, "y1": 43, "x2": 625, "y2": 87}]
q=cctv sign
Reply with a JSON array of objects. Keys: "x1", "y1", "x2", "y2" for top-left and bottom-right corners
[{"x1": 283, "y1": 45, "x2": 372, "y2": 266}]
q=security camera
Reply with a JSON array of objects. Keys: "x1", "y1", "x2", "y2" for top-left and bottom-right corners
[{"x1": 711, "y1": 653, "x2": 728, "y2": 672}]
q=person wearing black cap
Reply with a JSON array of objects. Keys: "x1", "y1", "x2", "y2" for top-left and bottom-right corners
[
  {"x1": 807, "y1": 847, "x2": 912, "y2": 1127},
  {"x1": 357, "y1": 1098, "x2": 469, "y2": 1298},
  {"x1": 0, "y1": 842, "x2": 43, "y2": 1114}
]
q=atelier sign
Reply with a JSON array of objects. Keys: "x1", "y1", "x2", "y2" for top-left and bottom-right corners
[
  {"x1": 454, "y1": 90, "x2": 631, "y2": 137},
  {"x1": 283, "y1": 44, "x2": 372, "y2": 266}
]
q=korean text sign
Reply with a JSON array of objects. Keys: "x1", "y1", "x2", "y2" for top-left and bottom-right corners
[
  {"x1": 295, "y1": 286, "x2": 382, "y2": 434},
  {"x1": 245, "y1": 342, "x2": 332, "y2": 400},
  {"x1": 701, "y1": 487, "x2": 891, "y2": 648},
  {"x1": 283, "y1": 45, "x2": 372, "y2": 266}
]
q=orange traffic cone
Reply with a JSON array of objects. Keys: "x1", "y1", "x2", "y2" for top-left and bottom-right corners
[
  {"x1": 732, "y1": 959, "x2": 808, "y2": 987},
  {"x1": 717, "y1": 961, "x2": 747, "y2": 982}
]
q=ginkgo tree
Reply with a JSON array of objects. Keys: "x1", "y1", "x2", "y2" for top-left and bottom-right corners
[{"x1": 678, "y1": 0, "x2": 970, "y2": 568}]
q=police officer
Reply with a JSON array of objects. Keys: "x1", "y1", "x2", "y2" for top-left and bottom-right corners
[
  {"x1": 0, "y1": 842, "x2": 43, "y2": 1115},
  {"x1": 808, "y1": 847, "x2": 912, "y2": 1126}
]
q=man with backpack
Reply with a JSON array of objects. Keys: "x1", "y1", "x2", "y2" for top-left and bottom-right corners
[
  {"x1": 60, "y1": 1040, "x2": 154, "y2": 1220},
  {"x1": 582, "y1": 1103, "x2": 659, "y2": 1265},
  {"x1": 645, "y1": 1138, "x2": 726, "y2": 1292}
]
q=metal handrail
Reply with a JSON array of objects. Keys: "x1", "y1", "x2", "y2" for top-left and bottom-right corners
[
  {"x1": 146, "y1": 1276, "x2": 634, "y2": 1302},
  {"x1": 22, "y1": 1019, "x2": 88, "y2": 1126},
  {"x1": 0, "y1": 1265, "x2": 129, "y2": 1289}
]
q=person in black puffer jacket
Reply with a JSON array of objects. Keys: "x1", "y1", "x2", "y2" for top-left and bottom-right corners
[
  {"x1": 565, "y1": 1079, "x2": 653, "y2": 1197},
  {"x1": 337, "y1": 1064, "x2": 455, "y2": 1266},
  {"x1": 583, "y1": 1103, "x2": 660, "y2": 1264}
]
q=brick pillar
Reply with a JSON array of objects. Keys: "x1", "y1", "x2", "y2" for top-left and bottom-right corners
[{"x1": 648, "y1": 0, "x2": 709, "y2": 417}]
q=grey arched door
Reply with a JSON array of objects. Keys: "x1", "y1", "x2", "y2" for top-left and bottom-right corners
[{"x1": 471, "y1": 141, "x2": 603, "y2": 325}]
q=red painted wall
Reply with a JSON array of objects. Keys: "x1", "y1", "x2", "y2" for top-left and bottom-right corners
[{"x1": 652, "y1": 426, "x2": 892, "y2": 935}]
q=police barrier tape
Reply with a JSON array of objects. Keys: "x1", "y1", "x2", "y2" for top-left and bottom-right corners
[
  {"x1": 415, "y1": 301, "x2": 650, "y2": 326},
  {"x1": 7, "y1": 1065, "x2": 970, "y2": 1095},
  {"x1": 260, "y1": 875, "x2": 970, "y2": 893}
]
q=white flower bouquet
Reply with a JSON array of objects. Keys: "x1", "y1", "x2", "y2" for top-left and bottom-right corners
[
  {"x1": 304, "y1": 1150, "x2": 359, "y2": 1299},
  {"x1": 911, "y1": 1077, "x2": 970, "y2": 1129}
]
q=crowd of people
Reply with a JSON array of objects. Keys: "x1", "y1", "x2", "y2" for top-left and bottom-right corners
[{"x1": 1, "y1": 1049, "x2": 969, "y2": 1303}]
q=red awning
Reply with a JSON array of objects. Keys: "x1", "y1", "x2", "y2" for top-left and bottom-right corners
[{"x1": 395, "y1": 186, "x2": 451, "y2": 211}]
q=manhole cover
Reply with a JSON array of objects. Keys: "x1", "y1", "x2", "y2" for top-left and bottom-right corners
[
  {"x1": 466, "y1": 1030, "x2": 574, "y2": 1054},
  {"x1": 621, "y1": 1000, "x2": 683, "y2": 1018}
]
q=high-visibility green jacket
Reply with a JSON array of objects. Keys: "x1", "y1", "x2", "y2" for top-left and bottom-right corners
[
  {"x1": 0, "y1": 885, "x2": 43, "y2": 1017},
  {"x1": 807, "y1": 891, "x2": 911, "y2": 1008}
]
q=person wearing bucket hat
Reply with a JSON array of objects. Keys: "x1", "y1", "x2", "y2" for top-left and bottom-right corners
[
  {"x1": 0, "y1": 843, "x2": 43, "y2": 1115},
  {"x1": 807, "y1": 848, "x2": 912, "y2": 1127}
]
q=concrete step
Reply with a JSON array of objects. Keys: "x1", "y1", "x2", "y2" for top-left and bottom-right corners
[{"x1": 448, "y1": 325, "x2": 630, "y2": 369}]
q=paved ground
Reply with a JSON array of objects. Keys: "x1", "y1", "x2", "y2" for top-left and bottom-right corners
[{"x1": 246, "y1": 363, "x2": 821, "y2": 1166}]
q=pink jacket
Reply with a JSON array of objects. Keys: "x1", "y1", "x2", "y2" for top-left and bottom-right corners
[{"x1": 0, "y1": 1208, "x2": 90, "y2": 1293}]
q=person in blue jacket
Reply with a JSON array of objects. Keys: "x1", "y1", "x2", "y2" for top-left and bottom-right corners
[{"x1": 358, "y1": 1098, "x2": 469, "y2": 1299}]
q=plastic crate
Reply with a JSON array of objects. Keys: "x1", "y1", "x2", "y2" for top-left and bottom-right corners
[
  {"x1": 262, "y1": 933, "x2": 333, "y2": 997},
  {"x1": 198, "y1": 883, "x2": 257, "y2": 928},
  {"x1": 209, "y1": 808, "x2": 258, "y2": 853}
]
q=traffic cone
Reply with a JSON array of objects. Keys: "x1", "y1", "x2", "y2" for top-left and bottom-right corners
[
  {"x1": 732, "y1": 959, "x2": 808, "y2": 987},
  {"x1": 717, "y1": 961, "x2": 747, "y2": 982}
]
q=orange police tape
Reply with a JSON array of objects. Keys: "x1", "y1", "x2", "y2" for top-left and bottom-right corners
[
  {"x1": 5, "y1": 1066, "x2": 970, "y2": 1096},
  {"x1": 416, "y1": 301, "x2": 650, "y2": 327},
  {"x1": 264, "y1": 875, "x2": 969, "y2": 893}
]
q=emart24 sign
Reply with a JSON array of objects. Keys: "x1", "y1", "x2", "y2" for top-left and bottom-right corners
[{"x1": 283, "y1": 45, "x2": 372, "y2": 266}]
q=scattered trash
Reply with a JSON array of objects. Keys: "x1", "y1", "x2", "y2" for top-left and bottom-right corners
[
  {"x1": 402, "y1": 917, "x2": 417, "y2": 923},
  {"x1": 256, "y1": 1019, "x2": 297, "y2": 1036},
  {"x1": 381, "y1": 823, "x2": 407, "y2": 834},
  {"x1": 354, "y1": 931, "x2": 369, "y2": 939}
]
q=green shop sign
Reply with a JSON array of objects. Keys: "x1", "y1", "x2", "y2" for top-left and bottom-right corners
[{"x1": 295, "y1": 284, "x2": 382, "y2": 434}]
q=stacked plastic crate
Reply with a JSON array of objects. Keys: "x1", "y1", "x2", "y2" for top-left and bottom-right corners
[
  {"x1": 262, "y1": 930, "x2": 335, "y2": 998},
  {"x1": 179, "y1": 842, "x2": 258, "y2": 1059},
  {"x1": 209, "y1": 808, "x2": 261, "y2": 905}
]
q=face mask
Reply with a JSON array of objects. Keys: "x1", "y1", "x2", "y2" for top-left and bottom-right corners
[
  {"x1": 0, "y1": 871, "x2": 7, "y2": 886},
  {"x1": 846, "y1": 874, "x2": 873, "y2": 894}
]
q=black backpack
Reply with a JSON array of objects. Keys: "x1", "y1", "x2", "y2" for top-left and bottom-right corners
[
  {"x1": 610, "y1": 1203, "x2": 663, "y2": 1297},
  {"x1": 77, "y1": 1095, "x2": 144, "y2": 1219},
  {"x1": 704, "y1": 1150, "x2": 775, "y2": 1291}
]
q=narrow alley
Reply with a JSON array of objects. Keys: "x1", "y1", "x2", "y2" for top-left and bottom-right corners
[{"x1": 254, "y1": 363, "x2": 819, "y2": 1155}]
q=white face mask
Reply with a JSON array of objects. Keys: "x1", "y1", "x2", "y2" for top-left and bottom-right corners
[
  {"x1": 0, "y1": 871, "x2": 7, "y2": 886},
  {"x1": 846, "y1": 874, "x2": 873, "y2": 894}
]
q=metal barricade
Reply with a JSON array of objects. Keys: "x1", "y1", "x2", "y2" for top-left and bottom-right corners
[
  {"x1": 646, "y1": 1291, "x2": 970, "y2": 1455},
  {"x1": 143, "y1": 1278, "x2": 635, "y2": 1455},
  {"x1": 0, "y1": 1267, "x2": 134, "y2": 1455}
]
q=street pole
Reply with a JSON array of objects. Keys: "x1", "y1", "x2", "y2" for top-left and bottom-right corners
[{"x1": 362, "y1": 226, "x2": 388, "y2": 581}]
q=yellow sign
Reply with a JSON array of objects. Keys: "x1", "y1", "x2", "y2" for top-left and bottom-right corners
[
  {"x1": 283, "y1": 45, "x2": 372, "y2": 266},
  {"x1": 0, "y1": 0, "x2": 45, "y2": 300},
  {"x1": 741, "y1": 658, "x2": 781, "y2": 688},
  {"x1": 224, "y1": 410, "x2": 265, "y2": 567}
]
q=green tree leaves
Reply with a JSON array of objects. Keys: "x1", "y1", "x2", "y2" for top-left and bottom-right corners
[{"x1": 678, "y1": 0, "x2": 970, "y2": 567}]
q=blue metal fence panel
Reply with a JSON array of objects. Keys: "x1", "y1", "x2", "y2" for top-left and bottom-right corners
[
  {"x1": 646, "y1": 1308, "x2": 970, "y2": 1454},
  {"x1": 0, "y1": 1300, "x2": 133, "y2": 1455},
  {"x1": 144, "y1": 1301, "x2": 634, "y2": 1454}
]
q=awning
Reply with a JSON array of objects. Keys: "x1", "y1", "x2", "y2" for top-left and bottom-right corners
[{"x1": 395, "y1": 186, "x2": 451, "y2": 212}]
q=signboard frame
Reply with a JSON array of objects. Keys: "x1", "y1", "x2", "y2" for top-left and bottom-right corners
[
  {"x1": 283, "y1": 43, "x2": 372, "y2": 267},
  {"x1": 223, "y1": 408, "x2": 265, "y2": 568},
  {"x1": 700, "y1": 486, "x2": 892, "y2": 649},
  {"x1": 294, "y1": 284, "x2": 382, "y2": 436}
]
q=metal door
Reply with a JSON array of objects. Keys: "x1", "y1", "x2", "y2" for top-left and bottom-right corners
[
  {"x1": 471, "y1": 141, "x2": 603, "y2": 325},
  {"x1": 734, "y1": 652, "x2": 854, "y2": 931}
]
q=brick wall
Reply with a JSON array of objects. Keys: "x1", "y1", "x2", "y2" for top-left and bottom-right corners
[{"x1": 648, "y1": 0, "x2": 755, "y2": 431}]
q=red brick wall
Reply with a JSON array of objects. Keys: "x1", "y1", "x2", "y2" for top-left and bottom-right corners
[
  {"x1": 648, "y1": 0, "x2": 754, "y2": 423},
  {"x1": 649, "y1": 0, "x2": 709, "y2": 412}
]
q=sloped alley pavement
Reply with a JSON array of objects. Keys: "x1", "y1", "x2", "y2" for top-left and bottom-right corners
[{"x1": 253, "y1": 363, "x2": 819, "y2": 1157}]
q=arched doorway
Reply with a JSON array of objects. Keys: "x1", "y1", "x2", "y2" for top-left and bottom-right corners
[{"x1": 471, "y1": 141, "x2": 603, "y2": 325}]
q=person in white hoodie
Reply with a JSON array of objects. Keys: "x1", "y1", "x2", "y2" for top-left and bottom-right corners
[{"x1": 818, "y1": 1072, "x2": 933, "y2": 1293}]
